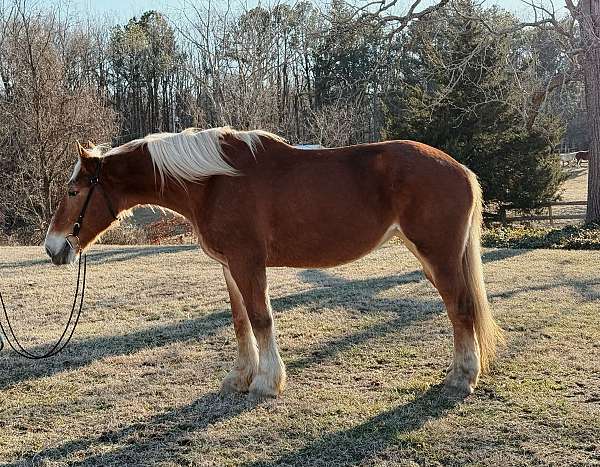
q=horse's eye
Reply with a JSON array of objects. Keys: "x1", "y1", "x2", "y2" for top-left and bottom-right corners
[{"x1": 68, "y1": 190, "x2": 78, "y2": 197}]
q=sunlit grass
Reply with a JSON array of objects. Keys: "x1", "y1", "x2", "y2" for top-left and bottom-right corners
[{"x1": 0, "y1": 245, "x2": 598, "y2": 466}]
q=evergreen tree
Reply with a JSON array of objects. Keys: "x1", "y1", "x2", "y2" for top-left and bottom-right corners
[{"x1": 384, "y1": 1, "x2": 565, "y2": 209}]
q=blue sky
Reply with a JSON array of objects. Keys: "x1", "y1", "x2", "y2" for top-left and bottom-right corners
[{"x1": 36, "y1": 0, "x2": 558, "y2": 24}]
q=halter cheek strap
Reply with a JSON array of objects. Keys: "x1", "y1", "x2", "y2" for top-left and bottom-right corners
[{"x1": 68, "y1": 159, "x2": 118, "y2": 250}]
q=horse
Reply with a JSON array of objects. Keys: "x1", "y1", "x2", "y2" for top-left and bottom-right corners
[
  {"x1": 559, "y1": 152, "x2": 577, "y2": 167},
  {"x1": 575, "y1": 150, "x2": 589, "y2": 166},
  {"x1": 44, "y1": 127, "x2": 503, "y2": 399}
]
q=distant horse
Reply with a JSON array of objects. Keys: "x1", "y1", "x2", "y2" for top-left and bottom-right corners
[
  {"x1": 575, "y1": 150, "x2": 589, "y2": 166},
  {"x1": 45, "y1": 127, "x2": 503, "y2": 399},
  {"x1": 560, "y1": 152, "x2": 577, "y2": 166}
]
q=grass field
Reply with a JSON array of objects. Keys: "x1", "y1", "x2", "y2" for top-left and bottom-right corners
[
  {"x1": 562, "y1": 166, "x2": 588, "y2": 203},
  {"x1": 553, "y1": 166, "x2": 589, "y2": 223},
  {"x1": 0, "y1": 244, "x2": 599, "y2": 466}
]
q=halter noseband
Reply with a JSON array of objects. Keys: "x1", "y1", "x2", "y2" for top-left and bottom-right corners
[{"x1": 66, "y1": 158, "x2": 118, "y2": 252}]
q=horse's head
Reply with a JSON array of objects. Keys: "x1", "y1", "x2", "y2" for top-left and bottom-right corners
[{"x1": 44, "y1": 142, "x2": 121, "y2": 265}]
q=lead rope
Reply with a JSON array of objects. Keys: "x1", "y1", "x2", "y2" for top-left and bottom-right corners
[
  {"x1": 0, "y1": 253, "x2": 87, "y2": 359},
  {"x1": 0, "y1": 158, "x2": 113, "y2": 359}
]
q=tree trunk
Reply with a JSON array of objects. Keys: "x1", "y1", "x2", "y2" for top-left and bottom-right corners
[{"x1": 583, "y1": 0, "x2": 600, "y2": 223}]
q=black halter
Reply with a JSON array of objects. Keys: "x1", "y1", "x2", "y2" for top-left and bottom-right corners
[
  {"x1": 0, "y1": 157, "x2": 118, "y2": 359},
  {"x1": 66, "y1": 158, "x2": 118, "y2": 252}
]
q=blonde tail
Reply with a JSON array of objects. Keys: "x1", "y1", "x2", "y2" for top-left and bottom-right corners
[{"x1": 463, "y1": 170, "x2": 504, "y2": 371}]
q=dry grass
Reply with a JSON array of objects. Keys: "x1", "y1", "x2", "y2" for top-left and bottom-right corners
[
  {"x1": 561, "y1": 165, "x2": 588, "y2": 202},
  {"x1": 0, "y1": 245, "x2": 599, "y2": 466},
  {"x1": 553, "y1": 166, "x2": 588, "y2": 223}
]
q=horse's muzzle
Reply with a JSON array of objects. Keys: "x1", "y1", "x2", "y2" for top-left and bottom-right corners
[{"x1": 44, "y1": 235, "x2": 76, "y2": 265}]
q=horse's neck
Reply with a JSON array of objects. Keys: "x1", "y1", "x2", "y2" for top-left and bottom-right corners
[
  {"x1": 129, "y1": 178, "x2": 200, "y2": 222},
  {"x1": 112, "y1": 148, "x2": 201, "y2": 221},
  {"x1": 152, "y1": 186, "x2": 201, "y2": 220}
]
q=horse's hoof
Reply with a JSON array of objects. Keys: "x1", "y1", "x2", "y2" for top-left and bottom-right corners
[
  {"x1": 247, "y1": 389, "x2": 278, "y2": 402},
  {"x1": 443, "y1": 380, "x2": 474, "y2": 398},
  {"x1": 444, "y1": 368, "x2": 476, "y2": 397},
  {"x1": 248, "y1": 374, "x2": 282, "y2": 401},
  {"x1": 220, "y1": 368, "x2": 252, "y2": 394}
]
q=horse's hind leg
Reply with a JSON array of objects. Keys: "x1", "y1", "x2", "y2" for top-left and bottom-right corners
[
  {"x1": 410, "y1": 244, "x2": 482, "y2": 395},
  {"x1": 399, "y1": 222, "x2": 499, "y2": 395},
  {"x1": 432, "y1": 264, "x2": 481, "y2": 395},
  {"x1": 227, "y1": 259, "x2": 286, "y2": 400},
  {"x1": 401, "y1": 232, "x2": 480, "y2": 394},
  {"x1": 221, "y1": 266, "x2": 259, "y2": 393}
]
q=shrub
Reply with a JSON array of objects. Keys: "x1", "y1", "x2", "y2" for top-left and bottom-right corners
[{"x1": 482, "y1": 224, "x2": 600, "y2": 250}]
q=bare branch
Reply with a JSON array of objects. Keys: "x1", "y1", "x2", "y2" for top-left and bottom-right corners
[{"x1": 350, "y1": 0, "x2": 451, "y2": 36}]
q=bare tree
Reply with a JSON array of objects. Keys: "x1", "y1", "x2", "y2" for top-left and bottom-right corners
[
  {"x1": 0, "y1": 1, "x2": 115, "y2": 241},
  {"x1": 494, "y1": 0, "x2": 599, "y2": 221},
  {"x1": 308, "y1": 101, "x2": 360, "y2": 146},
  {"x1": 575, "y1": 0, "x2": 600, "y2": 222},
  {"x1": 177, "y1": 1, "x2": 324, "y2": 140}
]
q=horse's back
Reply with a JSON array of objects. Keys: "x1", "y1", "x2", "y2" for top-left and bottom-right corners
[{"x1": 200, "y1": 139, "x2": 475, "y2": 268}]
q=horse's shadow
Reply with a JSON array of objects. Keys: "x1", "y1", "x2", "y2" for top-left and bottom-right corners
[
  {"x1": 0, "y1": 265, "x2": 430, "y2": 390},
  {"x1": 7, "y1": 384, "x2": 460, "y2": 467},
  {"x1": 2, "y1": 245, "x2": 527, "y2": 465},
  {"x1": 2, "y1": 263, "x2": 451, "y2": 466},
  {"x1": 0, "y1": 246, "x2": 525, "y2": 391}
]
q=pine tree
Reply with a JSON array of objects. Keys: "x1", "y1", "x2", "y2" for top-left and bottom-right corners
[{"x1": 385, "y1": 1, "x2": 564, "y2": 209}]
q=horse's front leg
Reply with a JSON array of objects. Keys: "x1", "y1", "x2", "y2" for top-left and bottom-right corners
[
  {"x1": 228, "y1": 259, "x2": 286, "y2": 400},
  {"x1": 221, "y1": 266, "x2": 259, "y2": 393}
]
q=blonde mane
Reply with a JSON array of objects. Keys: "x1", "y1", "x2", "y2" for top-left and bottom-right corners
[{"x1": 105, "y1": 126, "x2": 285, "y2": 187}]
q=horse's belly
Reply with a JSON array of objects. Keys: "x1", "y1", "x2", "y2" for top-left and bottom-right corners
[{"x1": 266, "y1": 222, "x2": 399, "y2": 268}]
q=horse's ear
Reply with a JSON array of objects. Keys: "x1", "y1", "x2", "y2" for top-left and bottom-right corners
[
  {"x1": 75, "y1": 141, "x2": 92, "y2": 159},
  {"x1": 87, "y1": 141, "x2": 96, "y2": 149}
]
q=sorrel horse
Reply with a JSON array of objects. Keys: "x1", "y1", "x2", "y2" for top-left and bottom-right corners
[{"x1": 45, "y1": 127, "x2": 503, "y2": 399}]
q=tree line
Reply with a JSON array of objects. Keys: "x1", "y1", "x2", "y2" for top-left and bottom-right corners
[{"x1": 0, "y1": 0, "x2": 593, "y2": 242}]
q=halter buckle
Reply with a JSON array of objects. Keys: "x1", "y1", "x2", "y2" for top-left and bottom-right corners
[{"x1": 65, "y1": 234, "x2": 81, "y2": 252}]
